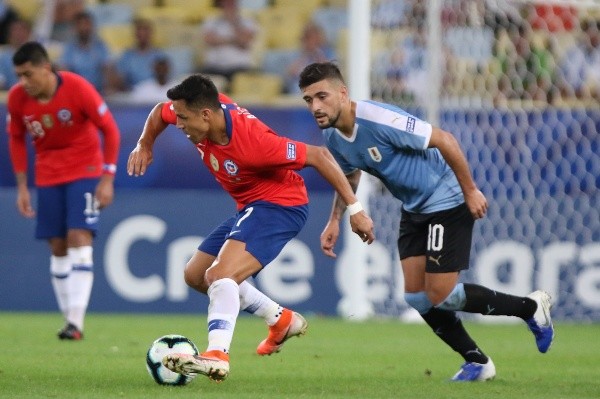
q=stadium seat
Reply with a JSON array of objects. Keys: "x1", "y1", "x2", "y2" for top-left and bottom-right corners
[
  {"x1": 98, "y1": 24, "x2": 135, "y2": 55},
  {"x1": 153, "y1": 21, "x2": 202, "y2": 49},
  {"x1": 162, "y1": 0, "x2": 216, "y2": 23},
  {"x1": 135, "y1": 6, "x2": 198, "y2": 24},
  {"x1": 6, "y1": 0, "x2": 40, "y2": 22},
  {"x1": 229, "y1": 72, "x2": 283, "y2": 104},
  {"x1": 257, "y1": 7, "x2": 307, "y2": 49},
  {"x1": 274, "y1": 0, "x2": 324, "y2": 21}
]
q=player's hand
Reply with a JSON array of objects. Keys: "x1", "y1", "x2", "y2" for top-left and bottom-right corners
[
  {"x1": 320, "y1": 220, "x2": 340, "y2": 258},
  {"x1": 127, "y1": 144, "x2": 153, "y2": 177},
  {"x1": 350, "y1": 211, "x2": 375, "y2": 244},
  {"x1": 95, "y1": 176, "x2": 115, "y2": 209},
  {"x1": 464, "y1": 189, "x2": 487, "y2": 219},
  {"x1": 16, "y1": 187, "x2": 35, "y2": 218}
]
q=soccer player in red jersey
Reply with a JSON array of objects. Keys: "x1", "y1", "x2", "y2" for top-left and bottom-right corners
[
  {"x1": 6, "y1": 42, "x2": 121, "y2": 340},
  {"x1": 127, "y1": 74, "x2": 374, "y2": 382}
]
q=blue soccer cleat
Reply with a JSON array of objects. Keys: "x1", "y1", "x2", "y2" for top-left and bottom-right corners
[
  {"x1": 526, "y1": 290, "x2": 554, "y2": 353},
  {"x1": 451, "y1": 358, "x2": 496, "y2": 382}
]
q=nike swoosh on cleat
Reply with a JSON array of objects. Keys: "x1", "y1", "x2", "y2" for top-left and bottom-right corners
[{"x1": 274, "y1": 325, "x2": 292, "y2": 345}]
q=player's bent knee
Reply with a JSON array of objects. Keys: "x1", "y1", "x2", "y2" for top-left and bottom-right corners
[
  {"x1": 435, "y1": 283, "x2": 466, "y2": 311},
  {"x1": 404, "y1": 291, "x2": 433, "y2": 314},
  {"x1": 183, "y1": 266, "x2": 208, "y2": 292}
]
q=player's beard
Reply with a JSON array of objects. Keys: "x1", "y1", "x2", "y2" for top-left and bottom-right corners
[{"x1": 315, "y1": 111, "x2": 340, "y2": 129}]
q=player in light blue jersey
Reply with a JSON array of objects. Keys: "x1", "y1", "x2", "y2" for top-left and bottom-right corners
[{"x1": 299, "y1": 62, "x2": 554, "y2": 382}]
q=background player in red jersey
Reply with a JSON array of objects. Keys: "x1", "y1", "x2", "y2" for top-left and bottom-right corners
[
  {"x1": 127, "y1": 74, "x2": 374, "y2": 382},
  {"x1": 6, "y1": 42, "x2": 121, "y2": 340}
]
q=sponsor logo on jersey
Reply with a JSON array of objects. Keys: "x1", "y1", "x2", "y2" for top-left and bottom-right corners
[
  {"x1": 41, "y1": 114, "x2": 54, "y2": 128},
  {"x1": 287, "y1": 142, "x2": 297, "y2": 160},
  {"x1": 368, "y1": 146, "x2": 382, "y2": 162},
  {"x1": 210, "y1": 154, "x2": 219, "y2": 171},
  {"x1": 57, "y1": 108, "x2": 72, "y2": 124},
  {"x1": 406, "y1": 117, "x2": 416, "y2": 133},
  {"x1": 224, "y1": 159, "x2": 238, "y2": 176}
]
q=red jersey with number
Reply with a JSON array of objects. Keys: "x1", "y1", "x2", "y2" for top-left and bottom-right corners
[
  {"x1": 160, "y1": 97, "x2": 308, "y2": 209},
  {"x1": 7, "y1": 71, "x2": 120, "y2": 186}
]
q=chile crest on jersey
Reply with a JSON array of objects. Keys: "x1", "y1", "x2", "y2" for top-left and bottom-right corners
[{"x1": 224, "y1": 159, "x2": 238, "y2": 176}]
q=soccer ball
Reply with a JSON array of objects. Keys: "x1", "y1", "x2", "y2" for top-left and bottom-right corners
[{"x1": 146, "y1": 334, "x2": 199, "y2": 386}]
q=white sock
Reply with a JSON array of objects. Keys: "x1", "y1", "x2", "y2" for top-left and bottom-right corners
[
  {"x1": 50, "y1": 255, "x2": 71, "y2": 319},
  {"x1": 67, "y1": 246, "x2": 94, "y2": 331},
  {"x1": 239, "y1": 280, "x2": 282, "y2": 326},
  {"x1": 206, "y1": 278, "x2": 239, "y2": 354}
]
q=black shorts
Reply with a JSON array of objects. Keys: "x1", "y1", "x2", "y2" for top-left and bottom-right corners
[{"x1": 398, "y1": 203, "x2": 474, "y2": 273}]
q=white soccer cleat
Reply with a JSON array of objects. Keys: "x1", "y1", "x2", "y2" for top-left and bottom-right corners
[
  {"x1": 526, "y1": 290, "x2": 554, "y2": 353},
  {"x1": 256, "y1": 309, "x2": 308, "y2": 355},
  {"x1": 451, "y1": 358, "x2": 496, "y2": 382},
  {"x1": 163, "y1": 350, "x2": 230, "y2": 382}
]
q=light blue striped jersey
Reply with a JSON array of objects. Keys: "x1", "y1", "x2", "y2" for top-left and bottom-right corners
[{"x1": 323, "y1": 100, "x2": 464, "y2": 213}]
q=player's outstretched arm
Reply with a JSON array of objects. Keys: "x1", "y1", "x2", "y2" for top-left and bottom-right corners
[
  {"x1": 128, "y1": 103, "x2": 169, "y2": 177},
  {"x1": 305, "y1": 145, "x2": 375, "y2": 246}
]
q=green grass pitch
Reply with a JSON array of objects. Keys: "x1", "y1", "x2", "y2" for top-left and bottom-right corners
[{"x1": 1, "y1": 312, "x2": 598, "y2": 399}]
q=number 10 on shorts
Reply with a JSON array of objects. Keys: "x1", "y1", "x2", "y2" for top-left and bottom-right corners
[{"x1": 427, "y1": 223, "x2": 444, "y2": 251}]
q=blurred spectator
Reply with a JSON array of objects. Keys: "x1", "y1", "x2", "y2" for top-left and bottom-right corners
[
  {"x1": 0, "y1": 19, "x2": 31, "y2": 90},
  {"x1": 129, "y1": 56, "x2": 179, "y2": 103},
  {"x1": 0, "y1": 0, "x2": 20, "y2": 44},
  {"x1": 51, "y1": 0, "x2": 86, "y2": 42},
  {"x1": 199, "y1": 0, "x2": 258, "y2": 83},
  {"x1": 371, "y1": 0, "x2": 410, "y2": 29},
  {"x1": 483, "y1": 0, "x2": 523, "y2": 30},
  {"x1": 380, "y1": 47, "x2": 414, "y2": 104},
  {"x1": 401, "y1": 23, "x2": 430, "y2": 104},
  {"x1": 493, "y1": 23, "x2": 557, "y2": 104},
  {"x1": 106, "y1": 18, "x2": 165, "y2": 93},
  {"x1": 284, "y1": 22, "x2": 335, "y2": 94},
  {"x1": 557, "y1": 19, "x2": 600, "y2": 101},
  {"x1": 526, "y1": 3, "x2": 577, "y2": 32},
  {"x1": 58, "y1": 11, "x2": 111, "y2": 93}
]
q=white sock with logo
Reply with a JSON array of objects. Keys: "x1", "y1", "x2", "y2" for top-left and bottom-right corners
[
  {"x1": 239, "y1": 280, "x2": 281, "y2": 326},
  {"x1": 50, "y1": 255, "x2": 71, "y2": 319},
  {"x1": 67, "y1": 246, "x2": 94, "y2": 331},
  {"x1": 206, "y1": 278, "x2": 239, "y2": 354}
]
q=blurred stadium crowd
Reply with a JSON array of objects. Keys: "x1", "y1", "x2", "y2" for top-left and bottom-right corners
[{"x1": 0, "y1": 0, "x2": 598, "y2": 107}]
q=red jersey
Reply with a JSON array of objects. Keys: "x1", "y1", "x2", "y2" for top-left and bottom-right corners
[
  {"x1": 7, "y1": 71, "x2": 120, "y2": 186},
  {"x1": 160, "y1": 96, "x2": 308, "y2": 209}
]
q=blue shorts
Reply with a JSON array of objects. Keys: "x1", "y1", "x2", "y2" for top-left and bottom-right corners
[
  {"x1": 36, "y1": 178, "x2": 100, "y2": 239},
  {"x1": 199, "y1": 201, "x2": 308, "y2": 269}
]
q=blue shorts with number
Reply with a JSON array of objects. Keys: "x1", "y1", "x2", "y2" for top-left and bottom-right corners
[
  {"x1": 36, "y1": 178, "x2": 100, "y2": 239},
  {"x1": 199, "y1": 200, "x2": 309, "y2": 269}
]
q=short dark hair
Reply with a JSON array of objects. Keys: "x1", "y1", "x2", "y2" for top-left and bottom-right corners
[
  {"x1": 166, "y1": 74, "x2": 221, "y2": 111},
  {"x1": 13, "y1": 41, "x2": 50, "y2": 67},
  {"x1": 298, "y1": 62, "x2": 345, "y2": 90}
]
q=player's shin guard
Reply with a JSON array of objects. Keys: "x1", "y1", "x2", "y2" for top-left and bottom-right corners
[
  {"x1": 461, "y1": 283, "x2": 537, "y2": 319},
  {"x1": 50, "y1": 255, "x2": 71, "y2": 319},
  {"x1": 422, "y1": 306, "x2": 488, "y2": 364},
  {"x1": 207, "y1": 278, "x2": 240, "y2": 354},
  {"x1": 67, "y1": 246, "x2": 94, "y2": 331}
]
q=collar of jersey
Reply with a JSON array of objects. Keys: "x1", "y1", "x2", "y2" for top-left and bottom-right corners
[
  {"x1": 221, "y1": 102, "x2": 235, "y2": 142},
  {"x1": 334, "y1": 124, "x2": 358, "y2": 142}
]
